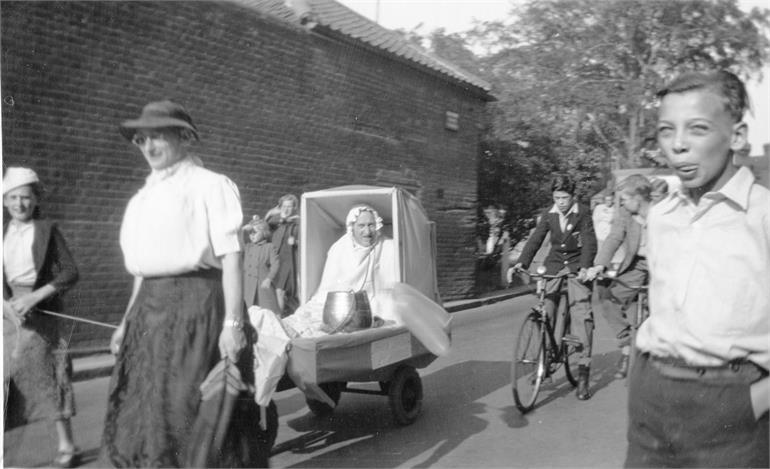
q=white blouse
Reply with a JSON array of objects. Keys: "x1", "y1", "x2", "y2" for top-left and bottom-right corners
[
  {"x1": 3, "y1": 221, "x2": 37, "y2": 286},
  {"x1": 120, "y1": 157, "x2": 243, "y2": 277}
]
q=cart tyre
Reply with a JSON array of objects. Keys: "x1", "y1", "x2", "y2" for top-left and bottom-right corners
[
  {"x1": 388, "y1": 366, "x2": 423, "y2": 425},
  {"x1": 306, "y1": 381, "x2": 345, "y2": 417}
]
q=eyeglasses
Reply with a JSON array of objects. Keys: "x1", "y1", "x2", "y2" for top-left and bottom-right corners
[{"x1": 131, "y1": 131, "x2": 167, "y2": 147}]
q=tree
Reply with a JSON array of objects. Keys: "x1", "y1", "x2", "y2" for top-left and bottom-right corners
[
  {"x1": 470, "y1": 0, "x2": 770, "y2": 169},
  {"x1": 418, "y1": 0, "x2": 770, "y2": 231}
]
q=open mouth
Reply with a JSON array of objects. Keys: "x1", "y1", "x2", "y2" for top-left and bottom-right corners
[{"x1": 674, "y1": 164, "x2": 698, "y2": 179}]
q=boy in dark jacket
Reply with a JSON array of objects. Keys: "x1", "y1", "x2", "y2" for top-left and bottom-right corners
[{"x1": 513, "y1": 174, "x2": 597, "y2": 400}]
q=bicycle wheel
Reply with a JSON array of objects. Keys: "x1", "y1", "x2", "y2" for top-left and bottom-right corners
[
  {"x1": 511, "y1": 313, "x2": 546, "y2": 413},
  {"x1": 561, "y1": 311, "x2": 581, "y2": 386}
]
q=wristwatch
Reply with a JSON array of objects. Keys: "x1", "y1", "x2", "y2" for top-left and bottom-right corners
[{"x1": 224, "y1": 318, "x2": 243, "y2": 331}]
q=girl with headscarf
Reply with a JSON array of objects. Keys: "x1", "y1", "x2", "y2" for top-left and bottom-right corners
[{"x1": 242, "y1": 216, "x2": 280, "y2": 314}]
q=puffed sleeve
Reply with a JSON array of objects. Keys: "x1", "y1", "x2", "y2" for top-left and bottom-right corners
[{"x1": 206, "y1": 175, "x2": 244, "y2": 257}]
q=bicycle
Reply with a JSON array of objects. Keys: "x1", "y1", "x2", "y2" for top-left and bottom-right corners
[
  {"x1": 510, "y1": 266, "x2": 582, "y2": 413},
  {"x1": 595, "y1": 270, "x2": 649, "y2": 376}
]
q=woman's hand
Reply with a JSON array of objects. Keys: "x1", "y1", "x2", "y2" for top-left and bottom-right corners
[
  {"x1": 751, "y1": 377, "x2": 769, "y2": 420},
  {"x1": 219, "y1": 322, "x2": 247, "y2": 361},
  {"x1": 260, "y1": 278, "x2": 272, "y2": 289},
  {"x1": 3, "y1": 300, "x2": 21, "y2": 327},
  {"x1": 9, "y1": 292, "x2": 41, "y2": 319},
  {"x1": 220, "y1": 251, "x2": 245, "y2": 361},
  {"x1": 110, "y1": 322, "x2": 125, "y2": 355}
]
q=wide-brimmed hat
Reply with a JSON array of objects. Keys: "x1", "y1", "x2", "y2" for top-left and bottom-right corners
[
  {"x1": 119, "y1": 100, "x2": 199, "y2": 141},
  {"x1": 3, "y1": 167, "x2": 40, "y2": 195}
]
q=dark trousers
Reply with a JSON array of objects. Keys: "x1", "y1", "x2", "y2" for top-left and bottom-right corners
[
  {"x1": 597, "y1": 257, "x2": 647, "y2": 349},
  {"x1": 625, "y1": 352, "x2": 769, "y2": 468},
  {"x1": 544, "y1": 273, "x2": 593, "y2": 366}
]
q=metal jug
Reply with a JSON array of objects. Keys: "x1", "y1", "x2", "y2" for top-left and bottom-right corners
[{"x1": 322, "y1": 290, "x2": 373, "y2": 333}]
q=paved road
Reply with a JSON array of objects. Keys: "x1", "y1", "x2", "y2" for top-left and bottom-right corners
[{"x1": 3, "y1": 295, "x2": 630, "y2": 467}]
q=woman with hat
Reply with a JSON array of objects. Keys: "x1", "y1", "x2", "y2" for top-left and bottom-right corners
[
  {"x1": 100, "y1": 100, "x2": 248, "y2": 467},
  {"x1": 3, "y1": 167, "x2": 80, "y2": 467}
]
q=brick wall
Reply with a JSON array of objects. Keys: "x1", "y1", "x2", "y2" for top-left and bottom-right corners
[{"x1": 1, "y1": 1, "x2": 485, "y2": 348}]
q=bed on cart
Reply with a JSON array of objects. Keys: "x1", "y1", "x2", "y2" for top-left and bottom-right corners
[{"x1": 273, "y1": 185, "x2": 449, "y2": 425}]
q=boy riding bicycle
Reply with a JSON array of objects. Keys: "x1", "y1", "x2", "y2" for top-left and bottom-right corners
[
  {"x1": 586, "y1": 174, "x2": 653, "y2": 379},
  {"x1": 512, "y1": 174, "x2": 597, "y2": 400}
]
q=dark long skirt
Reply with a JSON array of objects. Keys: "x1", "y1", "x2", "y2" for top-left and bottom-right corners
[{"x1": 100, "y1": 270, "x2": 223, "y2": 468}]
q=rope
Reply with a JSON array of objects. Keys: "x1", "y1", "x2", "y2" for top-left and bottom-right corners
[{"x1": 37, "y1": 309, "x2": 118, "y2": 329}]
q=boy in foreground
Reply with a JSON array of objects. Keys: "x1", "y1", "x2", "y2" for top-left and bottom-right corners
[{"x1": 626, "y1": 70, "x2": 769, "y2": 467}]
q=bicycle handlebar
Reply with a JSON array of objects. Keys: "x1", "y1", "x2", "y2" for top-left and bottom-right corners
[
  {"x1": 511, "y1": 267, "x2": 574, "y2": 280},
  {"x1": 595, "y1": 273, "x2": 648, "y2": 291}
]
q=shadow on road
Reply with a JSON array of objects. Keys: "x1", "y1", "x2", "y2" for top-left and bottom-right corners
[
  {"x1": 275, "y1": 360, "x2": 509, "y2": 468},
  {"x1": 500, "y1": 349, "x2": 624, "y2": 428}
]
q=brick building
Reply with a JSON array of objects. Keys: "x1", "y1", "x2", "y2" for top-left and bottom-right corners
[{"x1": 1, "y1": 0, "x2": 493, "y2": 348}]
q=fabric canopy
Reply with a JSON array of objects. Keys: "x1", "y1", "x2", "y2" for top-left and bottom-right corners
[{"x1": 299, "y1": 185, "x2": 440, "y2": 306}]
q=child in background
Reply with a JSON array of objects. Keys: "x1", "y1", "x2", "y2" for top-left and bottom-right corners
[{"x1": 242, "y1": 216, "x2": 280, "y2": 315}]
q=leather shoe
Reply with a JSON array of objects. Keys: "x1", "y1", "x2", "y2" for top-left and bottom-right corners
[
  {"x1": 615, "y1": 354, "x2": 630, "y2": 379},
  {"x1": 576, "y1": 365, "x2": 591, "y2": 400}
]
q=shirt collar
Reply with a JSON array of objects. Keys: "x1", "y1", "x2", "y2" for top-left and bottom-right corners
[
  {"x1": 549, "y1": 202, "x2": 579, "y2": 216},
  {"x1": 7, "y1": 219, "x2": 34, "y2": 233},
  {"x1": 145, "y1": 156, "x2": 195, "y2": 186},
  {"x1": 713, "y1": 166, "x2": 754, "y2": 210},
  {"x1": 663, "y1": 166, "x2": 755, "y2": 214}
]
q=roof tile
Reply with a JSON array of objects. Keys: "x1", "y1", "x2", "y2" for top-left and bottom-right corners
[{"x1": 230, "y1": 0, "x2": 492, "y2": 96}]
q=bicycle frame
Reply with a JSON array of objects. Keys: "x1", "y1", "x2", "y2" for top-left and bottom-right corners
[
  {"x1": 596, "y1": 273, "x2": 649, "y2": 378},
  {"x1": 511, "y1": 268, "x2": 582, "y2": 412},
  {"x1": 530, "y1": 271, "x2": 575, "y2": 372},
  {"x1": 595, "y1": 273, "x2": 649, "y2": 331}
]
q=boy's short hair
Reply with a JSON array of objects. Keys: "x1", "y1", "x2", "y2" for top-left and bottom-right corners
[
  {"x1": 550, "y1": 173, "x2": 576, "y2": 195},
  {"x1": 656, "y1": 70, "x2": 750, "y2": 122},
  {"x1": 617, "y1": 174, "x2": 652, "y2": 201}
]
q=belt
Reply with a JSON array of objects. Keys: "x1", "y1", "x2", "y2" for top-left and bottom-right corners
[{"x1": 644, "y1": 353, "x2": 768, "y2": 382}]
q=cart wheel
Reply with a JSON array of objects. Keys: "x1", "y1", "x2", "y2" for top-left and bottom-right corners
[
  {"x1": 388, "y1": 366, "x2": 423, "y2": 425},
  {"x1": 306, "y1": 381, "x2": 345, "y2": 417}
]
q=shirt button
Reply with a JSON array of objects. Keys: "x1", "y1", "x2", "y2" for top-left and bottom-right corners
[{"x1": 561, "y1": 244, "x2": 566, "y2": 247}]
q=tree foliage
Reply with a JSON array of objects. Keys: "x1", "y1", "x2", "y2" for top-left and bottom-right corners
[{"x1": 413, "y1": 0, "x2": 770, "y2": 233}]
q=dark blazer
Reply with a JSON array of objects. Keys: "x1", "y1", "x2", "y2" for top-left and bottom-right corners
[
  {"x1": 3, "y1": 219, "x2": 79, "y2": 313},
  {"x1": 594, "y1": 207, "x2": 642, "y2": 275},
  {"x1": 518, "y1": 203, "x2": 597, "y2": 275}
]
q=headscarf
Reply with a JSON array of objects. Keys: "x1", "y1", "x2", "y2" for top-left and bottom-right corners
[{"x1": 345, "y1": 205, "x2": 383, "y2": 234}]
